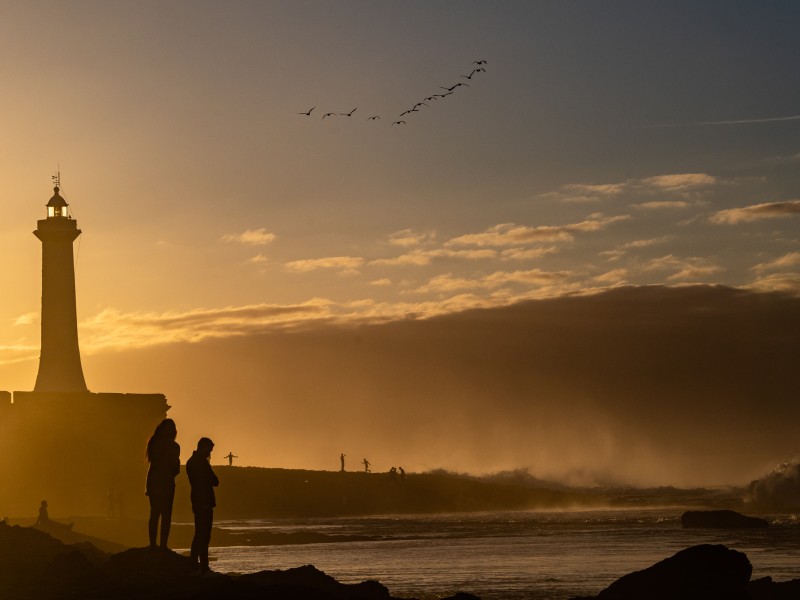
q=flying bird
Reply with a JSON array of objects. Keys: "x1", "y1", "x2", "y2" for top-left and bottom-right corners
[
  {"x1": 440, "y1": 83, "x2": 469, "y2": 92},
  {"x1": 399, "y1": 108, "x2": 418, "y2": 116},
  {"x1": 412, "y1": 102, "x2": 429, "y2": 110},
  {"x1": 461, "y1": 68, "x2": 485, "y2": 79},
  {"x1": 339, "y1": 107, "x2": 357, "y2": 117},
  {"x1": 424, "y1": 95, "x2": 439, "y2": 102},
  {"x1": 392, "y1": 120, "x2": 406, "y2": 125},
  {"x1": 322, "y1": 112, "x2": 336, "y2": 118},
  {"x1": 368, "y1": 115, "x2": 380, "y2": 120},
  {"x1": 298, "y1": 106, "x2": 315, "y2": 116},
  {"x1": 433, "y1": 92, "x2": 453, "y2": 98},
  {"x1": 473, "y1": 60, "x2": 487, "y2": 65}
]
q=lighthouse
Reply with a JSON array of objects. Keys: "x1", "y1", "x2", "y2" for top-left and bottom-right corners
[{"x1": 33, "y1": 184, "x2": 87, "y2": 392}]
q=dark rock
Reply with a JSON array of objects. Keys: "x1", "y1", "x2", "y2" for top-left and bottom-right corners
[
  {"x1": 681, "y1": 510, "x2": 769, "y2": 529},
  {"x1": 747, "y1": 576, "x2": 800, "y2": 600},
  {"x1": 0, "y1": 520, "x2": 438, "y2": 599},
  {"x1": 239, "y1": 564, "x2": 393, "y2": 599},
  {"x1": 594, "y1": 544, "x2": 752, "y2": 600}
]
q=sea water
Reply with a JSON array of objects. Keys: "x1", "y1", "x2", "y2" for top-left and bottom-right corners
[{"x1": 201, "y1": 509, "x2": 800, "y2": 600}]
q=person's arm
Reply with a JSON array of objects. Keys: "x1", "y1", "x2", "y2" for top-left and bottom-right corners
[
  {"x1": 209, "y1": 463, "x2": 219, "y2": 487},
  {"x1": 170, "y1": 443, "x2": 181, "y2": 476}
]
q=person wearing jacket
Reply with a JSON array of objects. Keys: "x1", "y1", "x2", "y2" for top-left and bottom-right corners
[{"x1": 186, "y1": 437, "x2": 218, "y2": 573}]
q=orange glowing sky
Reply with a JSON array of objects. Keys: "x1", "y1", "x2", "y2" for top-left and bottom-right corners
[{"x1": 1, "y1": 2, "x2": 799, "y2": 485}]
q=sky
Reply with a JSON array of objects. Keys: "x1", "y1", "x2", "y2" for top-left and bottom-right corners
[{"x1": 1, "y1": 1, "x2": 799, "y2": 486}]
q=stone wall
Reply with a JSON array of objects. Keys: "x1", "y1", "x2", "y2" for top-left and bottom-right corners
[{"x1": 0, "y1": 391, "x2": 168, "y2": 518}]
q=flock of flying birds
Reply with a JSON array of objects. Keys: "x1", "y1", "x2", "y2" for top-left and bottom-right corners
[{"x1": 297, "y1": 60, "x2": 487, "y2": 126}]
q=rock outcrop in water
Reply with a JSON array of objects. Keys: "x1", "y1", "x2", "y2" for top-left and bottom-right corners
[
  {"x1": 681, "y1": 510, "x2": 769, "y2": 529},
  {"x1": 572, "y1": 543, "x2": 800, "y2": 600},
  {"x1": 0, "y1": 520, "x2": 479, "y2": 600}
]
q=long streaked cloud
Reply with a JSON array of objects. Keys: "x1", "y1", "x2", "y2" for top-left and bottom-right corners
[
  {"x1": 370, "y1": 248, "x2": 497, "y2": 267},
  {"x1": 221, "y1": 228, "x2": 277, "y2": 246},
  {"x1": 547, "y1": 173, "x2": 717, "y2": 203},
  {"x1": 752, "y1": 252, "x2": 800, "y2": 274},
  {"x1": 651, "y1": 115, "x2": 800, "y2": 127},
  {"x1": 600, "y1": 236, "x2": 675, "y2": 261},
  {"x1": 388, "y1": 229, "x2": 437, "y2": 247},
  {"x1": 643, "y1": 254, "x2": 724, "y2": 281},
  {"x1": 633, "y1": 200, "x2": 690, "y2": 210},
  {"x1": 749, "y1": 273, "x2": 800, "y2": 294},
  {"x1": 710, "y1": 200, "x2": 800, "y2": 224},
  {"x1": 446, "y1": 215, "x2": 630, "y2": 247},
  {"x1": 79, "y1": 301, "x2": 336, "y2": 352},
  {"x1": 413, "y1": 268, "x2": 576, "y2": 295},
  {"x1": 285, "y1": 256, "x2": 365, "y2": 274}
]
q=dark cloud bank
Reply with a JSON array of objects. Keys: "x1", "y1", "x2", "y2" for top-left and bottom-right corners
[{"x1": 88, "y1": 285, "x2": 800, "y2": 487}]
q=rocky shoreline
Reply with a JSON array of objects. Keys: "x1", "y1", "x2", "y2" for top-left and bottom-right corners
[
  {"x1": 4, "y1": 519, "x2": 800, "y2": 599},
  {"x1": 0, "y1": 521, "x2": 478, "y2": 600}
]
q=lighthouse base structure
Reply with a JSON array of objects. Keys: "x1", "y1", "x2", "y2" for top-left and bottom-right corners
[{"x1": 0, "y1": 390, "x2": 168, "y2": 517}]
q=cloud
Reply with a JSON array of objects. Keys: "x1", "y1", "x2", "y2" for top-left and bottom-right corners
[
  {"x1": 388, "y1": 229, "x2": 436, "y2": 247},
  {"x1": 548, "y1": 173, "x2": 717, "y2": 203},
  {"x1": 749, "y1": 273, "x2": 800, "y2": 294},
  {"x1": 667, "y1": 265, "x2": 724, "y2": 281},
  {"x1": 619, "y1": 236, "x2": 674, "y2": 250},
  {"x1": 652, "y1": 115, "x2": 800, "y2": 127},
  {"x1": 79, "y1": 300, "x2": 336, "y2": 352},
  {"x1": 0, "y1": 341, "x2": 39, "y2": 366},
  {"x1": 593, "y1": 269, "x2": 629, "y2": 284},
  {"x1": 13, "y1": 313, "x2": 38, "y2": 326},
  {"x1": 500, "y1": 246, "x2": 559, "y2": 261},
  {"x1": 601, "y1": 236, "x2": 675, "y2": 261},
  {"x1": 710, "y1": 200, "x2": 800, "y2": 224},
  {"x1": 369, "y1": 278, "x2": 392, "y2": 287},
  {"x1": 371, "y1": 249, "x2": 497, "y2": 266},
  {"x1": 753, "y1": 252, "x2": 800, "y2": 274},
  {"x1": 414, "y1": 268, "x2": 576, "y2": 295},
  {"x1": 221, "y1": 228, "x2": 277, "y2": 246},
  {"x1": 447, "y1": 215, "x2": 630, "y2": 247},
  {"x1": 285, "y1": 256, "x2": 364, "y2": 274},
  {"x1": 639, "y1": 173, "x2": 716, "y2": 191},
  {"x1": 633, "y1": 200, "x2": 690, "y2": 210},
  {"x1": 248, "y1": 253, "x2": 268, "y2": 264},
  {"x1": 643, "y1": 255, "x2": 723, "y2": 281}
]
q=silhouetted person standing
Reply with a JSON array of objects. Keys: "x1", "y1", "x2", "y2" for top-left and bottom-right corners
[
  {"x1": 36, "y1": 500, "x2": 49, "y2": 525},
  {"x1": 187, "y1": 437, "x2": 219, "y2": 574},
  {"x1": 224, "y1": 452, "x2": 237, "y2": 467},
  {"x1": 145, "y1": 418, "x2": 180, "y2": 550},
  {"x1": 363, "y1": 458, "x2": 370, "y2": 473},
  {"x1": 340, "y1": 453, "x2": 346, "y2": 472}
]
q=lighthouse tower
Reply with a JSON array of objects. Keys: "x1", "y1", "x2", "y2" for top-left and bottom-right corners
[{"x1": 33, "y1": 184, "x2": 87, "y2": 392}]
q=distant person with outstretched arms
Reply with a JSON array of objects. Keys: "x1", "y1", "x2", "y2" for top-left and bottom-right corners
[
  {"x1": 187, "y1": 437, "x2": 219, "y2": 574},
  {"x1": 363, "y1": 458, "x2": 370, "y2": 473},
  {"x1": 145, "y1": 418, "x2": 180, "y2": 550},
  {"x1": 224, "y1": 452, "x2": 237, "y2": 467}
]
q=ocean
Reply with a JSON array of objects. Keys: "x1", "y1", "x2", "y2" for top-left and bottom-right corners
[{"x1": 198, "y1": 508, "x2": 800, "y2": 600}]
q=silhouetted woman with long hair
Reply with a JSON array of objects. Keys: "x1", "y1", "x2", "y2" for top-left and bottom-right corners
[{"x1": 145, "y1": 418, "x2": 180, "y2": 550}]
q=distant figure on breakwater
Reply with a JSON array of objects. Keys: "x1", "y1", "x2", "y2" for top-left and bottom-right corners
[
  {"x1": 363, "y1": 458, "x2": 370, "y2": 473},
  {"x1": 399, "y1": 466, "x2": 406, "y2": 478},
  {"x1": 145, "y1": 418, "x2": 181, "y2": 550},
  {"x1": 36, "y1": 500, "x2": 49, "y2": 525},
  {"x1": 340, "y1": 453, "x2": 346, "y2": 472},
  {"x1": 187, "y1": 437, "x2": 219, "y2": 575},
  {"x1": 224, "y1": 452, "x2": 238, "y2": 467}
]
